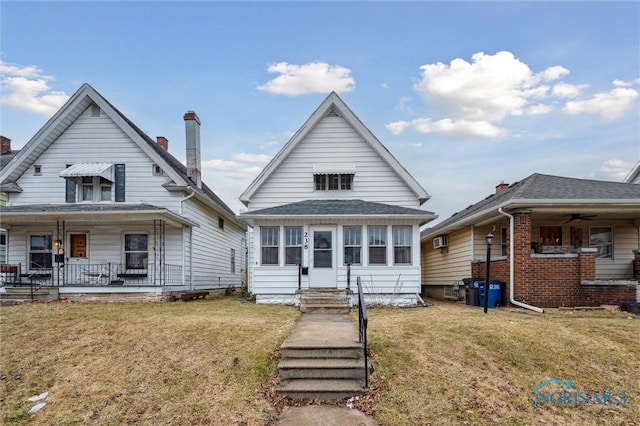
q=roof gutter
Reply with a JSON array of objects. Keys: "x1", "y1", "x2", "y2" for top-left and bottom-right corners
[{"x1": 497, "y1": 207, "x2": 544, "y2": 313}]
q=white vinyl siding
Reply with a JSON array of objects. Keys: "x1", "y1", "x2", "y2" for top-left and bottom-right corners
[
  {"x1": 248, "y1": 115, "x2": 419, "y2": 209},
  {"x1": 8, "y1": 106, "x2": 182, "y2": 209}
]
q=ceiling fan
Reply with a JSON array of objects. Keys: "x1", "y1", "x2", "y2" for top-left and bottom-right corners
[{"x1": 565, "y1": 213, "x2": 596, "y2": 223}]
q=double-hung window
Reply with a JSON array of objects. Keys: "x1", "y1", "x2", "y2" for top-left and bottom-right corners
[
  {"x1": 589, "y1": 226, "x2": 613, "y2": 259},
  {"x1": 29, "y1": 234, "x2": 52, "y2": 269},
  {"x1": 261, "y1": 227, "x2": 279, "y2": 265},
  {"x1": 314, "y1": 173, "x2": 354, "y2": 191},
  {"x1": 393, "y1": 226, "x2": 412, "y2": 264},
  {"x1": 285, "y1": 227, "x2": 302, "y2": 265},
  {"x1": 368, "y1": 226, "x2": 387, "y2": 265},
  {"x1": 124, "y1": 234, "x2": 148, "y2": 270},
  {"x1": 343, "y1": 226, "x2": 361, "y2": 265}
]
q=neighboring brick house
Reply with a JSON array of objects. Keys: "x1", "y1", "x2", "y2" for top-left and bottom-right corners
[{"x1": 421, "y1": 174, "x2": 640, "y2": 309}]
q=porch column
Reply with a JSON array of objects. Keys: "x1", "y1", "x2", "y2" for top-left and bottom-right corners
[
  {"x1": 577, "y1": 248, "x2": 597, "y2": 282},
  {"x1": 512, "y1": 210, "x2": 532, "y2": 302}
]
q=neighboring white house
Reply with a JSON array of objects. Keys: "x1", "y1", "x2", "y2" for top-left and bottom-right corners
[
  {"x1": 0, "y1": 83, "x2": 246, "y2": 300},
  {"x1": 239, "y1": 92, "x2": 436, "y2": 305},
  {"x1": 624, "y1": 161, "x2": 640, "y2": 184}
]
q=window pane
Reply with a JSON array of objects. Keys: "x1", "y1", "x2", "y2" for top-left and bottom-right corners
[
  {"x1": 369, "y1": 247, "x2": 386, "y2": 265},
  {"x1": 368, "y1": 226, "x2": 386, "y2": 245},
  {"x1": 394, "y1": 247, "x2": 411, "y2": 264},
  {"x1": 340, "y1": 174, "x2": 353, "y2": 190},
  {"x1": 328, "y1": 174, "x2": 339, "y2": 190},
  {"x1": 344, "y1": 247, "x2": 361, "y2": 265},
  {"x1": 314, "y1": 250, "x2": 332, "y2": 268},
  {"x1": 125, "y1": 234, "x2": 148, "y2": 251},
  {"x1": 30, "y1": 235, "x2": 52, "y2": 251},
  {"x1": 82, "y1": 184, "x2": 93, "y2": 201},
  {"x1": 126, "y1": 253, "x2": 148, "y2": 269},
  {"x1": 314, "y1": 174, "x2": 326, "y2": 190},
  {"x1": 30, "y1": 253, "x2": 52, "y2": 269},
  {"x1": 314, "y1": 231, "x2": 332, "y2": 249},
  {"x1": 590, "y1": 227, "x2": 613, "y2": 259},
  {"x1": 261, "y1": 227, "x2": 279, "y2": 246},
  {"x1": 285, "y1": 247, "x2": 302, "y2": 265},
  {"x1": 285, "y1": 227, "x2": 302, "y2": 246},
  {"x1": 101, "y1": 185, "x2": 112, "y2": 201},
  {"x1": 261, "y1": 247, "x2": 278, "y2": 265},
  {"x1": 344, "y1": 226, "x2": 361, "y2": 245}
]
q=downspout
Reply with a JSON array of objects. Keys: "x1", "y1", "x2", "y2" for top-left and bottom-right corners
[
  {"x1": 180, "y1": 187, "x2": 196, "y2": 290},
  {"x1": 498, "y1": 207, "x2": 544, "y2": 313}
]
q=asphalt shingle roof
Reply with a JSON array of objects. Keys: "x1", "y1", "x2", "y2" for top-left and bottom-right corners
[
  {"x1": 241, "y1": 199, "x2": 434, "y2": 217},
  {"x1": 426, "y1": 173, "x2": 640, "y2": 235}
]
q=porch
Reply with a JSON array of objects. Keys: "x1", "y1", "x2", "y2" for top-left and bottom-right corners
[{"x1": 472, "y1": 249, "x2": 639, "y2": 308}]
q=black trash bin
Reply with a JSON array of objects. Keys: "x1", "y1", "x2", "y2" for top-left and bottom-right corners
[{"x1": 463, "y1": 278, "x2": 480, "y2": 306}]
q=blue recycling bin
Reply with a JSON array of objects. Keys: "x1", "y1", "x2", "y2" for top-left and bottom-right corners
[{"x1": 478, "y1": 281, "x2": 504, "y2": 308}]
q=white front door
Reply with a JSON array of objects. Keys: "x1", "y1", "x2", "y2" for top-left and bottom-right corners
[{"x1": 309, "y1": 226, "x2": 336, "y2": 288}]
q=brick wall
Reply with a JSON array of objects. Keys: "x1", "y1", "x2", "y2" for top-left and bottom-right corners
[{"x1": 471, "y1": 211, "x2": 636, "y2": 308}]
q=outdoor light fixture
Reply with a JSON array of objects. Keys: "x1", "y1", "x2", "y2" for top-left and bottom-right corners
[
  {"x1": 484, "y1": 233, "x2": 494, "y2": 314},
  {"x1": 53, "y1": 239, "x2": 63, "y2": 251}
]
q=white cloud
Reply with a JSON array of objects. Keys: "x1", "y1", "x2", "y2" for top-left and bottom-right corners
[
  {"x1": 411, "y1": 51, "x2": 564, "y2": 123},
  {"x1": 395, "y1": 96, "x2": 413, "y2": 113},
  {"x1": 257, "y1": 61, "x2": 355, "y2": 96},
  {"x1": 388, "y1": 117, "x2": 507, "y2": 138},
  {"x1": 551, "y1": 82, "x2": 588, "y2": 98},
  {"x1": 563, "y1": 87, "x2": 638, "y2": 120},
  {"x1": 613, "y1": 78, "x2": 640, "y2": 87},
  {"x1": 232, "y1": 152, "x2": 272, "y2": 163},
  {"x1": 526, "y1": 104, "x2": 554, "y2": 115},
  {"x1": 0, "y1": 59, "x2": 69, "y2": 116}
]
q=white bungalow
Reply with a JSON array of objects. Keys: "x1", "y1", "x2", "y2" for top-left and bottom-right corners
[
  {"x1": 0, "y1": 84, "x2": 246, "y2": 300},
  {"x1": 239, "y1": 92, "x2": 436, "y2": 305}
]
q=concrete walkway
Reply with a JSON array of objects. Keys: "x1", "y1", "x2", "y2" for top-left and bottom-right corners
[{"x1": 274, "y1": 312, "x2": 378, "y2": 425}]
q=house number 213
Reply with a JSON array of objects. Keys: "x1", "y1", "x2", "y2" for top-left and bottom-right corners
[{"x1": 303, "y1": 232, "x2": 309, "y2": 249}]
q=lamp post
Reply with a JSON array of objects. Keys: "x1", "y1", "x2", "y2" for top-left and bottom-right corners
[{"x1": 484, "y1": 233, "x2": 493, "y2": 314}]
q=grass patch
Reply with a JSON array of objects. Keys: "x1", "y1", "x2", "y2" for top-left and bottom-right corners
[
  {"x1": 0, "y1": 297, "x2": 299, "y2": 425},
  {"x1": 364, "y1": 301, "x2": 640, "y2": 425},
  {"x1": 2, "y1": 297, "x2": 638, "y2": 425}
]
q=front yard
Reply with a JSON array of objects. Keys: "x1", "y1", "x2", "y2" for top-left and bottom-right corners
[{"x1": 1, "y1": 297, "x2": 638, "y2": 425}]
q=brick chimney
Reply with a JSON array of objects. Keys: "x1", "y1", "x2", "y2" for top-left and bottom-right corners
[
  {"x1": 183, "y1": 111, "x2": 202, "y2": 188},
  {"x1": 0, "y1": 136, "x2": 11, "y2": 154},
  {"x1": 495, "y1": 182, "x2": 509, "y2": 193},
  {"x1": 156, "y1": 136, "x2": 169, "y2": 151}
]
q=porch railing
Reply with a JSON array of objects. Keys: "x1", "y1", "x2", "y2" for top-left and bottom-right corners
[
  {"x1": 64, "y1": 263, "x2": 183, "y2": 286},
  {"x1": 356, "y1": 276, "x2": 369, "y2": 390},
  {"x1": 0, "y1": 263, "x2": 182, "y2": 287}
]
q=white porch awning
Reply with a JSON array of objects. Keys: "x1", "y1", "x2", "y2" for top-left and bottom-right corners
[{"x1": 60, "y1": 163, "x2": 114, "y2": 181}]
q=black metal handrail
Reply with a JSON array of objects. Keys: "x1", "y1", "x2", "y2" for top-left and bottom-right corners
[
  {"x1": 27, "y1": 262, "x2": 53, "y2": 300},
  {"x1": 347, "y1": 263, "x2": 351, "y2": 290},
  {"x1": 356, "y1": 276, "x2": 369, "y2": 390}
]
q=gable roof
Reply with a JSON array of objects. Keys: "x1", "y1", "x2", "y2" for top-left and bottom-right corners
[
  {"x1": 422, "y1": 173, "x2": 640, "y2": 239},
  {"x1": 239, "y1": 92, "x2": 430, "y2": 206},
  {"x1": 0, "y1": 83, "x2": 244, "y2": 228}
]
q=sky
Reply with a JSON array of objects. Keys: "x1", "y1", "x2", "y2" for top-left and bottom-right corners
[{"x1": 1, "y1": 1, "x2": 639, "y2": 225}]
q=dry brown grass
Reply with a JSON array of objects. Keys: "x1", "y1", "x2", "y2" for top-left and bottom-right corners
[
  {"x1": 2, "y1": 297, "x2": 639, "y2": 425},
  {"x1": 0, "y1": 297, "x2": 299, "y2": 425},
  {"x1": 365, "y1": 300, "x2": 640, "y2": 426}
]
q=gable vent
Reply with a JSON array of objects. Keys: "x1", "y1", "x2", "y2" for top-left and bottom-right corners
[{"x1": 325, "y1": 106, "x2": 340, "y2": 118}]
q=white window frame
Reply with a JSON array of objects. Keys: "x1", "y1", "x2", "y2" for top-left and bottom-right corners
[
  {"x1": 123, "y1": 233, "x2": 149, "y2": 271},
  {"x1": 28, "y1": 233, "x2": 53, "y2": 270},
  {"x1": 79, "y1": 177, "x2": 113, "y2": 203},
  {"x1": 284, "y1": 227, "x2": 302, "y2": 266},
  {"x1": 343, "y1": 226, "x2": 362, "y2": 265},
  {"x1": 261, "y1": 226, "x2": 279, "y2": 266},
  {"x1": 589, "y1": 226, "x2": 614, "y2": 260},
  {"x1": 313, "y1": 173, "x2": 354, "y2": 191},
  {"x1": 368, "y1": 225, "x2": 387, "y2": 265},
  {"x1": 393, "y1": 225, "x2": 412, "y2": 265}
]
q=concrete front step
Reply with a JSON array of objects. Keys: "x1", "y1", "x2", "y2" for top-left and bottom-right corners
[
  {"x1": 276, "y1": 378, "x2": 368, "y2": 400},
  {"x1": 278, "y1": 357, "x2": 366, "y2": 380},
  {"x1": 300, "y1": 304, "x2": 350, "y2": 314},
  {"x1": 0, "y1": 287, "x2": 59, "y2": 304},
  {"x1": 281, "y1": 340, "x2": 362, "y2": 359}
]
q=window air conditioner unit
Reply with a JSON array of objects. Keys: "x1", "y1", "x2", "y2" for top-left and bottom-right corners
[{"x1": 433, "y1": 236, "x2": 448, "y2": 249}]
